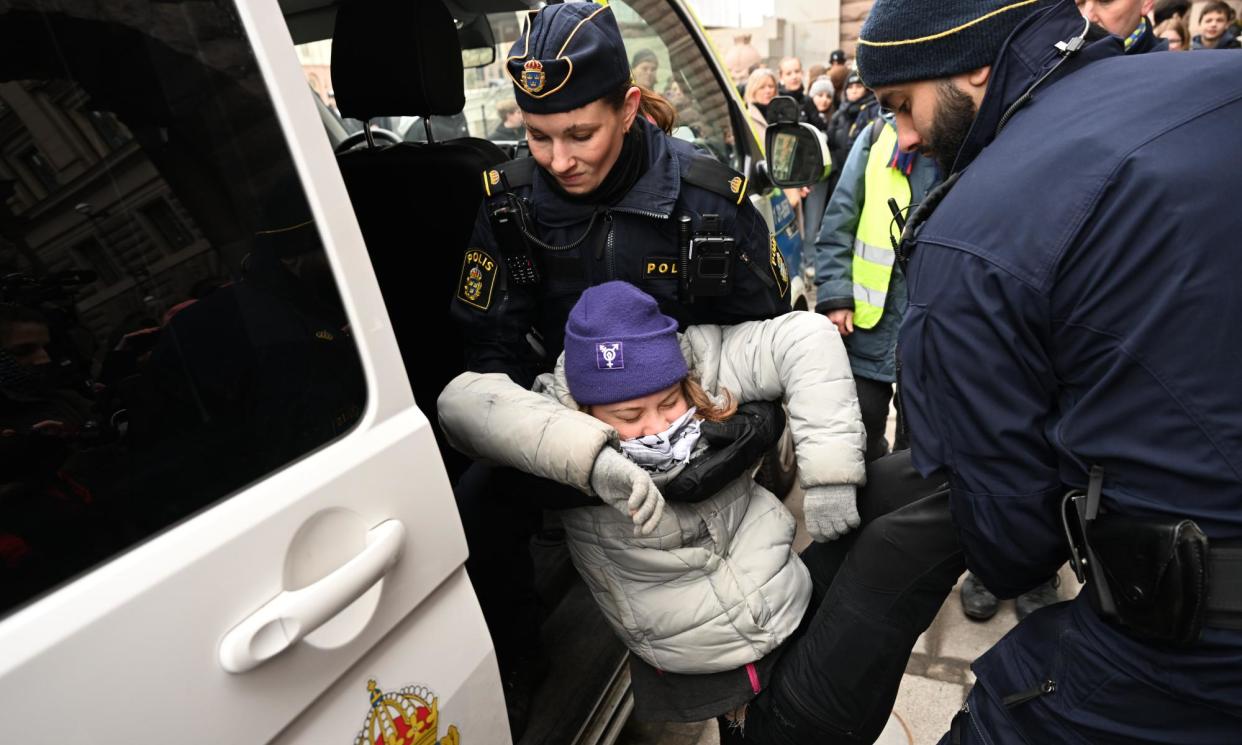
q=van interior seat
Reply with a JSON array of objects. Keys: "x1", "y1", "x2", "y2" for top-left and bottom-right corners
[{"x1": 331, "y1": 0, "x2": 507, "y2": 482}]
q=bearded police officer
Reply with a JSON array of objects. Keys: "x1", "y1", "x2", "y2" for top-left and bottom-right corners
[
  {"x1": 850, "y1": 0, "x2": 1242, "y2": 742},
  {"x1": 446, "y1": 3, "x2": 806, "y2": 736}
]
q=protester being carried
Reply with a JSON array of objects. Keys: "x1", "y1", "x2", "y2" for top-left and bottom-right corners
[{"x1": 440, "y1": 282, "x2": 961, "y2": 743}]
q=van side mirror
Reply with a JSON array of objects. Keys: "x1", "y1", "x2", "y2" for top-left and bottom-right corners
[
  {"x1": 765, "y1": 95, "x2": 800, "y2": 125},
  {"x1": 765, "y1": 122, "x2": 829, "y2": 188}
]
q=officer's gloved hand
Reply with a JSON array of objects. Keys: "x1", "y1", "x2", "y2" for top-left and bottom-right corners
[
  {"x1": 590, "y1": 447, "x2": 665, "y2": 536},
  {"x1": 803, "y1": 484, "x2": 859, "y2": 542},
  {"x1": 664, "y1": 400, "x2": 786, "y2": 503}
]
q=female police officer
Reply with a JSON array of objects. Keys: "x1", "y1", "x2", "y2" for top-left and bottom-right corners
[
  {"x1": 451, "y1": 1, "x2": 790, "y2": 386},
  {"x1": 446, "y1": 2, "x2": 795, "y2": 735}
]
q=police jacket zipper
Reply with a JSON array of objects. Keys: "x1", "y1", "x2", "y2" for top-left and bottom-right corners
[
  {"x1": 606, "y1": 215, "x2": 616, "y2": 279},
  {"x1": 1001, "y1": 679, "x2": 1056, "y2": 708},
  {"x1": 610, "y1": 206, "x2": 670, "y2": 221},
  {"x1": 599, "y1": 208, "x2": 663, "y2": 279}
]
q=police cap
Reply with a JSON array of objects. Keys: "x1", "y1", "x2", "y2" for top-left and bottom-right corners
[{"x1": 506, "y1": 2, "x2": 632, "y2": 114}]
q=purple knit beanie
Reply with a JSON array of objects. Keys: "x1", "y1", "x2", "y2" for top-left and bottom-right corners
[{"x1": 564, "y1": 281, "x2": 688, "y2": 406}]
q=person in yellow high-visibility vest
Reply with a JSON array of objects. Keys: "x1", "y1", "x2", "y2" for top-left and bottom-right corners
[{"x1": 813, "y1": 116, "x2": 939, "y2": 462}]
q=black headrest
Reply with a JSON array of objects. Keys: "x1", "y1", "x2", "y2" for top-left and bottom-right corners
[{"x1": 331, "y1": 0, "x2": 465, "y2": 121}]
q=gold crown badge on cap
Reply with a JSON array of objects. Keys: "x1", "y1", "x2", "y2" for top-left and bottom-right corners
[
  {"x1": 506, "y1": 4, "x2": 610, "y2": 100},
  {"x1": 522, "y1": 59, "x2": 545, "y2": 93}
]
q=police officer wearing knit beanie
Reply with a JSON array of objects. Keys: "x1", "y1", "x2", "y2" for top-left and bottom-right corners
[
  {"x1": 853, "y1": 1, "x2": 1242, "y2": 744},
  {"x1": 448, "y1": 4, "x2": 791, "y2": 737},
  {"x1": 854, "y1": 0, "x2": 1054, "y2": 172}
]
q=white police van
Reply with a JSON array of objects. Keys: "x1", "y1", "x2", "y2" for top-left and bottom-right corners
[{"x1": 0, "y1": 1, "x2": 826, "y2": 742}]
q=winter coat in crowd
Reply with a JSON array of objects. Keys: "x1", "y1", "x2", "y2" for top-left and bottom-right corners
[
  {"x1": 1192, "y1": 24, "x2": 1241, "y2": 49},
  {"x1": 827, "y1": 92, "x2": 881, "y2": 173}
]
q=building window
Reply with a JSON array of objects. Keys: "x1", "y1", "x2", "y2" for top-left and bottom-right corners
[
  {"x1": 18, "y1": 146, "x2": 58, "y2": 192},
  {"x1": 71, "y1": 235, "x2": 123, "y2": 286},
  {"x1": 85, "y1": 110, "x2": 131, "y2": 150},
  {"x1": 141, "y1": 199, "x2": 194, "y2": 251}
]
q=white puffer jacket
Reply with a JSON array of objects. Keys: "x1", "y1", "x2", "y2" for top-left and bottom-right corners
[{"x1": 438, "y1": 311, "x2": 865, "y2": 673}]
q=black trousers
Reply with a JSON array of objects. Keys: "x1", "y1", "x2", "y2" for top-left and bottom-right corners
[
  {"x1": 726, "y1": 450, "x2": 962, "y2": 744},
  {"x1": 855, "y1": 376, "x2": 898, "y2": 463}
]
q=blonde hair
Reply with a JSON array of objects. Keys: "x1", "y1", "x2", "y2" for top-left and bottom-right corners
[{"x1": 744, "y1": 68, "x2": 778, "y2": 106}]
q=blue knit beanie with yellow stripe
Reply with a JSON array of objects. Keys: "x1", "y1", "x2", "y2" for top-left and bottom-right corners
[{"x1": 856, "y1": 0, "x2": 1055, "y2": 88}]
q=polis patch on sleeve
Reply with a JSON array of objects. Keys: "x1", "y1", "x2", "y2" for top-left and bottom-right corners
[
  {"x1": 457, "y1": 249, "x2": 498, "y2": 311},
  {"x1": 770, "y1": 236, "x2": 790, "y2": 298},
  {"x1": 643, "y1": 256, "x2": 680, "y2": 279}
]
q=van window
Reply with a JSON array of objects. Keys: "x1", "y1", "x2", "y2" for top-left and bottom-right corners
[
  {"x1": 299, "y1": 2, "x2": 744, "y2": 169},
  {"x1": 0, "y1": 0, "x2": 367, "y2": 616}
]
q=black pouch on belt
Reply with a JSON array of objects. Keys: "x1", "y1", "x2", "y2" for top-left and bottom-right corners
[{"x1": 1088, "y1": 514, "x2": 1209, "y2": 646}]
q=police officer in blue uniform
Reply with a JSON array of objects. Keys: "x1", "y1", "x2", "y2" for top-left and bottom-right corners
[
  {"x1": 447, "y1": 3, "x2": 790, "y2": 735},
  {"x1": 451, "y1": 2, "x2": 790, "y2": 388},
  {"x1": 854, "y1": 0, "x2": 1242, "y2": 741}
]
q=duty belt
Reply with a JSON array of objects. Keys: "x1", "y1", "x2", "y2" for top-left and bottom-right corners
[
  {"x1": 1062, "y1": 466, "x2": 1242, "y2": 644},
  {"x1": 1207, "y1": 543, "x2": 1242, "y2": 631}
]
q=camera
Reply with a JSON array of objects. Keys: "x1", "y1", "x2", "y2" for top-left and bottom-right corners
[
  {"x1": 679, "y1": 213, "x2": 734, "y2": 300},
  {"x1": 686, "y1": 234, "x2": 734, "y2": 297}
]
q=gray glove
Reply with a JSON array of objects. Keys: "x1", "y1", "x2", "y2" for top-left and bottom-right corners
[
  {"x1": 590, "y1": 447, "x2": 666, "y2": 536},
  {"x1": 803, "y1": 484, "x2": 859, "y2": 542}
]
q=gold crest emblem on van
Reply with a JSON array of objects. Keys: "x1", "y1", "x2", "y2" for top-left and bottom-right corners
[
  {"x1": 457, "y1": 249, "x2": 497, "y2": 311},
  {"x1": 353, "y1": 679, "x2": 460, "y2": 745}
]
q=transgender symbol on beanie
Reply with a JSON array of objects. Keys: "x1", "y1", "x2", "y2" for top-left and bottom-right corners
[{"x1": 563, "y1": 281, "x2": 689, "y2": 406}]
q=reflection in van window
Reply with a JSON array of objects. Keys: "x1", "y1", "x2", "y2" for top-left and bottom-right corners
[
  {"x1": 299, "y1": 1, "x2": 744, "y2": 167},
  {"x1": 0, "y1": 0, "x2": 366, "y2": 615}
]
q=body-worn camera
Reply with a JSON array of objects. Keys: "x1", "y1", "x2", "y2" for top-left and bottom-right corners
[{"x1": 678, "y1": 213, "x2": 734, "y2": 300}]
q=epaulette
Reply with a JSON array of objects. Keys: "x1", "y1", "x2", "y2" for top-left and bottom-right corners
[
  {"x1": 683, "y1": 154, "x2": 749, "y2": 206},
  {"x1": 482, "y1": 157, "x2": 536, "y2": 198}
]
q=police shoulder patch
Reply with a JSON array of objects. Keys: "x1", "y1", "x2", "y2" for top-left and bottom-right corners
[
  {"x1": 683, "y1": 155, "x2": 748, "y2": 206},
  {"x1": 769, "y1": 236, "x2": 790, "y2": 299},
  {"x1": 457, "y1": 248, "x2": 498, "y2": 311},
  {"x1": 481, "y1": 157, "x2": 537, "y2": 198}
]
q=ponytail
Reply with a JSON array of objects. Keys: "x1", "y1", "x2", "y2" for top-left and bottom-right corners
[
  {"x1": 604, "y1": 82, "x2": 678, "y2": 134},
  {"x1": 637, "y1": 86, "x2": 677, "y2": 134}
]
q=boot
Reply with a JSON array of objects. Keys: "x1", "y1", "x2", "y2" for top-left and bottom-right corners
[
  {"x1": 1016, "y1": 575, "x2": 1061, "y2": 621},
  {"x1": 960, "y1": 572, "x2": 999, "y2": 621}
]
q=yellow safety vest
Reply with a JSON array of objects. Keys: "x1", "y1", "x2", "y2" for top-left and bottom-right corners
[{"x1": 852, "y1": 123, "x2": 911, "y2": 330}]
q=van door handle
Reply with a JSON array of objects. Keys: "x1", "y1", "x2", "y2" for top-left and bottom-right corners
[{"x1": 218, "y1": 519, "x2": 406, "y2": 673}]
